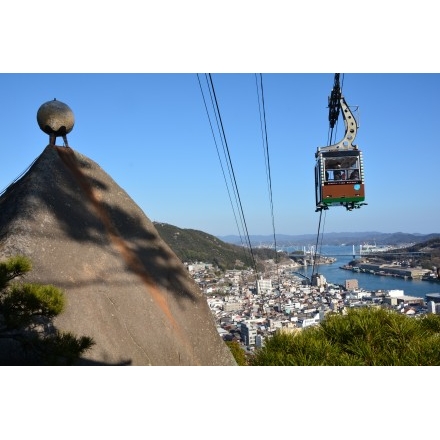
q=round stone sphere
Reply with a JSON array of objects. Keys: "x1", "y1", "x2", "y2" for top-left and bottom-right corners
[{"x1": 37, "y1": 99, "x2": 75, "y2": 136}]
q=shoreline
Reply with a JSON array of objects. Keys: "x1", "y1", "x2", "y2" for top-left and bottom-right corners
[{"x1": 340, "y1": 264, "x2": 440, "y2": 283}]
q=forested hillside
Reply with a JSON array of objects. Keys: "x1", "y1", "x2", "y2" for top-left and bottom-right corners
[
  {"x1": 154, "y1": 222, "x2": 440, "y2": 272},
  {"x1": 153, "y1": 222, "x2": 288, "y2": 270},
  {"x1": 397, "y1": 238, "x2": 440, "y2": 269}
]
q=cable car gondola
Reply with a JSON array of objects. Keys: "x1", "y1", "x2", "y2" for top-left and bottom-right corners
[{"x1": 315, "y1": 75, "x2": 367, "y2": 212}]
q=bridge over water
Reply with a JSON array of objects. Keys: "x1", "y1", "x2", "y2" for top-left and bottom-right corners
[{"x1": 288, "y1": 251, "x2": 429, "y2": 258}]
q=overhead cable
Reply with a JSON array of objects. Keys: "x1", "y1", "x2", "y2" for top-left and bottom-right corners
[
  {"x1": 197, "y1": 73, "x2": 259, "y2": 274},
  {"x1": 196, "y1": 74, "x2": 247, "y2": 251},
  {"x1": 255, "y1": 73, "x2": 281, "y2": 285}
]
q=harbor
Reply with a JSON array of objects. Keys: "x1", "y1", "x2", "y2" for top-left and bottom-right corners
[{"x1": 285, "y1": 245, "x2": 440, "y2": 300}]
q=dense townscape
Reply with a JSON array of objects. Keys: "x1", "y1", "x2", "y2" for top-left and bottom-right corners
[{"x1": 185, "y1": 256, "x2": 440, "y2": 352}]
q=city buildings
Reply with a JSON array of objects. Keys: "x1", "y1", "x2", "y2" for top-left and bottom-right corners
[{"x1": 186, "y1": 258, "x2": 435, "y2": 350}]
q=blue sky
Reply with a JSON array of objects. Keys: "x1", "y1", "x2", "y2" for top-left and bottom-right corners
[{"x1": 1, "y1": 73, "x2": 439, "y2": 237}]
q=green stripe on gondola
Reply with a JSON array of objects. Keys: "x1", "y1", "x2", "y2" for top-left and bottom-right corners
[{"x1": 322, "y1": 196, "x2": 365, "y2": 204}]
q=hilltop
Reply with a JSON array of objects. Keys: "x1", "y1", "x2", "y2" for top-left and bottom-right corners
[
  {"x1": 153, "y1": 222, "x2": 289, "y2": 270},
  {"x1": 218, "y1": 231, "x2": 440, "y2": 247},
  {"x1": 377, "y1": 237, "x2": 440, "y2": 270},
  {"x1": 153, "y1": 223, "x2": 440, "y2": 273}
]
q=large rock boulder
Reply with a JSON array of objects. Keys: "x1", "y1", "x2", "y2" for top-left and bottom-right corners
[{"x1": 0, "y1": 145, "x2": 236, "y2": 366}]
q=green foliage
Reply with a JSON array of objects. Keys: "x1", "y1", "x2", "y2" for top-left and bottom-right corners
[
  {"x1": 0, "y1": 255, "x2": 32, "y2": 290},
  {"x1": 154, "y1": 222, "x2": 287, "y2": 270},
  {"x1": 3, "y1": 283, "x2": 65, "y2": 328},
  {"x1": 250, "y1": 329, "x2": 352, "y2": 366},
  {"x1": 225, "y1": 341, "x2": 249, "y2": 366},
  {"x1": 0, "y1": 255, "x2": 94, "y2": 365},
  {"x1": 420, "y1": 313, "x2": 440, "y2": 333},
  {"x1": 38, "y1": 332, "x2": 95, "y2": 366},
  {"x1": 250, "y1": 308, "x2": 440, "y2": 366}
]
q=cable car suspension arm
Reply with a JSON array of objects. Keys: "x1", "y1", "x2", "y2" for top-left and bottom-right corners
[{"x1": 318, "y1": 75, "x2": 358, "y2": 155}]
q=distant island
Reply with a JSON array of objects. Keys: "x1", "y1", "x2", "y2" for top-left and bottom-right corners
[
  {"x1": 153, "y1": 223, "x2": 440, "y2": 274},
  {"x1": 217, "y1": 231, "x2": 440, "y2": 247}
]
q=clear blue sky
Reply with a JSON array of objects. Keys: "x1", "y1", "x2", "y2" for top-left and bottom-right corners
[{"x1": 1, "y1": 73, "x2": 439, "y2": 237}]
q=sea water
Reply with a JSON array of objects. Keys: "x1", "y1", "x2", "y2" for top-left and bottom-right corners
[{"x1": 283, "y1": 245, "x2": 440, "y2": 300}]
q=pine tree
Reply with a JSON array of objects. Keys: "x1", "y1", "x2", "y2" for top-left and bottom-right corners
[
  {"x1": 0, "y1": 255, "x2": 94, "y2": 365},
  {"x1": 250, "y1": 307, "x2": 440, "y2": 366},
  {"x1": 225, "y1": 340, "x2": 249, "y2": 366}
]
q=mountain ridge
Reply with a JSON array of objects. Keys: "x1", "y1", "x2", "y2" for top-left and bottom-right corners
[
  {"x1": 153, "y1": 222, "x2": 440, "y2": 271},
  {"x1": 153, "y1": 222, "x2": 287, "y2": 270},
  {"x1": 217, "y1": 231, "x2": 440, "y2": 247}
]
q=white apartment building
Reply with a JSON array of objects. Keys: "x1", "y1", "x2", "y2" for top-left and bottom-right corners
[{"x1": 256, "y1": 277, "x2": 272, "y2": 295}]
